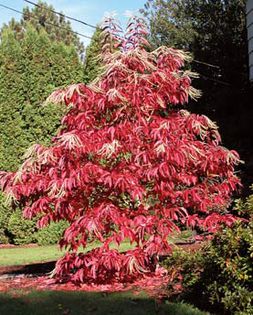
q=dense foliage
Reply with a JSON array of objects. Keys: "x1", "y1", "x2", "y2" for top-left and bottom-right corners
[
  {"x1": 7, "y1": 209, "x2": 37, "y2": 245},
  {"x1": 0, "y1": 193, "x2": 11, "y2": 244},
  {"x1": 202, "y1": 222, "x2": 253, "y2": 315},
  {"x1": 0, "y1": 16, "x2": 84, "y2": 244},
  {"x1": 36, "y1": 221, "x2": 69, "y2": 246},
  {"x1": 141, "y1": 0, "x2": 196, "y2": 50},
  {"x1": 83, "y1": 28, "x2": 103, "y2": 84},
  {"x1": 0, "y1": 17, "x2": 241, "y2": 283},
  {"x1": 164, "y1": 220, "x2": 253, "y2": 315},
  {"x1": 234, "y1": 184, "x2": 253, "y2": 220}
]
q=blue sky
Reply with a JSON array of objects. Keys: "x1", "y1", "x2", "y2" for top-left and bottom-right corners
[{"x1": 0, "y1": 0, "x2": 147, "y2": 46}]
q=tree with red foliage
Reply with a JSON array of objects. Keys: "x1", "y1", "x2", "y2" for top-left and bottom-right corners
[{"x1": 0, "y1": 16, "x2": 241, "y2": 284}]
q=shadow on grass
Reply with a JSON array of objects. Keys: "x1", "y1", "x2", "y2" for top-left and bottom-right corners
[{"x1": 0, "y1": 290, "x2": 209, "y2": 315}]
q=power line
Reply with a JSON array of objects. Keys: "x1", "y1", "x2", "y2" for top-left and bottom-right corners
[
  {"x1": 193, "y1": 59, "x2": 220, "y2": 69},
  {"x1": 0, "y1": 3, "x2": 23, "y2": 15},
  {"x1": 24, "y1": 0, "x2": 97, "y2": 29},
  {"x1": 0, "y1": 2, "x2": 233, "y2": 82},
  {"x1": 200, "y1": 74, "x2": 230, "y2": 86},
  {"x1": 0, "y1": 3, "x2": 92, "y2": 40}
]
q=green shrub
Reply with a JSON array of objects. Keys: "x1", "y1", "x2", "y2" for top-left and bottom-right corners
[
  {"x1": 163, "y1": 221, "x2": 253, "y2": 315},
  {"x1": 7, "y1": 209, "x2": 37, "y2": 245},
  {"x1": 162, "y1": 248, "x2": 204, "y2": 294},
  {"x1": 35, "y1": 221, "x2": 68, "y2": 246},
  {"x1": 234, "y1": 184, "x2": 253, "y2": 220},
  {"x1": 0, "y1": 228, "x2": 9, "y2": 244},
  {"x1": 201, "y1": 221, "x2": 253, "y2": 314},
  {"x1": 0, "y1": 192, "x2": 37, "y2": 245},
  {"x1": 0, "y1": 192, "x2": 12, "y2": 244}
]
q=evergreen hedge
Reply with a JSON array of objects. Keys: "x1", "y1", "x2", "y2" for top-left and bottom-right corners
[{"x1": 0, "y1": 24, "x2": 84, "y2": 244}]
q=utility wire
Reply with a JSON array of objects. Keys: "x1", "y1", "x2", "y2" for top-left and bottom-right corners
[
  {"x1": 193, "y1": 59, "x2": 220, "y2": 69},
  {"x1": 0, "y1": 3, "x2": 92, "y2": 39},
  {"x1": 200, "y1": 74, "x2": 230, "y2": 86},
  {"x1": 0, "y1": 2, "x2": 233, "y2": 85},
  {"x1": 24, "y1": 0, "x2": 97, "y2": 29},
  {"x1": 0, "y1": 3, "x2": 23, "y2": 15}
]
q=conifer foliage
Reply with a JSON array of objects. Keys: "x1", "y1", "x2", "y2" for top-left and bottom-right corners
[
  {"x1": 0, "y1": 17, "x2": 241, "y2": 283},
  {"x1": 0, "y1": 22, "x2": 84, "y2": 244}
]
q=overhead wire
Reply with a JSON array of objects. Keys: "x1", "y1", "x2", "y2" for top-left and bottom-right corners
[
  {"x1": 199, "y1": 74, "x2": 231, "y2": 86},
  {"x1": 20, "y1": 1, "x2": 233, "y2": 73},
  {"x1": 192, "y1": 59, "x2": 220, "y2": 69},
  {"x1": 24, "y1": 0, "x2": 97, "y2": 29},
  {"x1": 0, "y1": 3, "x2": 92, "y2": 39},
  {"x1": 1, "y1": 2, "x2": 233, "y2": 85}
]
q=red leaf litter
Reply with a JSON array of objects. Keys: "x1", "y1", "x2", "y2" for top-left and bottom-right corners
[
  {"x1": 0, "y1": 242, "x2": 204, "y2": 298},
  {"x1": 0, "y1": 266, "x2": 172, "y2": 298}
]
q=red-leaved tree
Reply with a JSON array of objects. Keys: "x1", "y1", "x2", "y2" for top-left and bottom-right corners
[{"x1": 0, "y1": 16, "x2": 241, "y2": 284}]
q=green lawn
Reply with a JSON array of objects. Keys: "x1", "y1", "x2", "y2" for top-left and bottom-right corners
[
  {"x1": 0, "y1": 230, "x2": 194, "y2": 266},
  {"x1": 0, "y1": 245, "x2": 64, "y2": 266},
  {"x1": 0, "y1": 291, "x2": 209, "y2": 315},
  {"x1": 0, "y1": 241, "x2": 134, "y2": 266}
]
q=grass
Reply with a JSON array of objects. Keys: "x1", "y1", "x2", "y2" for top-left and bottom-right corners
[
  {"x1": 0, "y1": 245, "x2": 64, "y2": 266},
  {"x1": 0, "y1": 241, "x2": 132, "y2": 266},
  {"x1": 0, "y1": 290, "x2": 210, "y2": 315},
  {"x1": 0, "y1": 229, "x2": 194, "y2": 266}
]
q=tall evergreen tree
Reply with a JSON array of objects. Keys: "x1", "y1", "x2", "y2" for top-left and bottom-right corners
[
  {"x1": 0, "y1": 21, "x2": 84, "y2": 243},
  {"x1": 0, "y1": 25, "x2": 84, "y2": 172},
  {"x1": 2, "y1": 1, "x2": 84, "y2": 54},
  {"x1": 140, "y1": 0, "x2": 196, "y2": 50},
  {"x1": 83, "y1": 28, "x2": 103, "y2": 83}
]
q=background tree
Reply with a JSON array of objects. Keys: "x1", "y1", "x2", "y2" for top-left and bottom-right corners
[
  {"x1": 83, "y1": 25, "x2": 121, "y2": 84},
  {"x1": 141, "y1": 0, "x2": 247, "y2": 85},
  {"x1": 0, "y1": 17, "x2": 84, "y2": 244},
  {"x1": 141, "y1": 0, "x2": 253, "y2": 193},
  {"x1": 1, "y1": 1, "x2": 84, "y2": 54},
  {"x1": 83, "y1": 27, "x2": 103, "y2": 83},
  {"x1": 0, "y1": 24, "x2": 84, "y2": 177},
  {"x1": 141, "y1": 0, "x2": 196, "y2": 50},
  {"x1": 0, "y1": 17, "x2": 241, "y2": 284}
]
